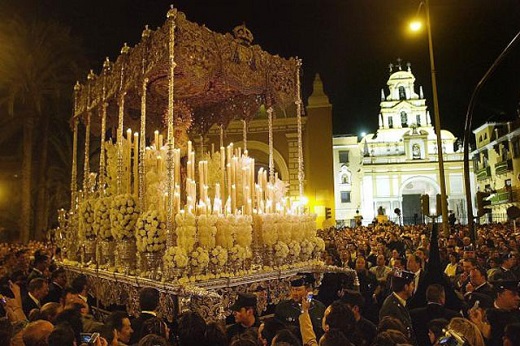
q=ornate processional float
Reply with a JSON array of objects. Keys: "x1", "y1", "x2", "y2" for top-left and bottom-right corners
[{"x1": 56, "y1": 6, "x2": 353, "y2": 321}]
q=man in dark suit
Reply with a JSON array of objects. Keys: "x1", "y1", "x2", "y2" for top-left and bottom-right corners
[
  {"x1": 43, "y1": 267, "x2": 67, "y2": 304},
  {"x1": 27, "y1": 253, "x2": 49, "y2": 283},
  {"x1": 130, "y1": 287, "x2": 161, "y2": 344},
  {"x1": 22, "y1": 277, "x2": 49, "y2": 316},
  {"x1": 406, "y1": 253, "x2": 428, "y2": 309},
  {"x1": 379, "y1": 269, "x2": 416, "y2": 344},
  {"x1": 410, "y1": 284, "x2": 461, "y2": 346},
  {"x1": 464, "y1": 265, "x2": 496, "y2": 310}
]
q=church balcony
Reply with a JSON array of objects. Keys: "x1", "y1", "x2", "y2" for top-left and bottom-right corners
[
  {"x1": 494, "y1": 158, "x2": 513, "y2": 176},
  {"x1": 476, "y1": 166, "x2": 491, "y2": 181}
]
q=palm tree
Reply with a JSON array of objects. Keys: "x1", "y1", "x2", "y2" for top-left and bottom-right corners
[{"x1": 0, "y1": 15, "x2": 86, "y2": 242}]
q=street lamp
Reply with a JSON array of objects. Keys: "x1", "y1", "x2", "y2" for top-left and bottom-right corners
[{"x1": 410, "y1": 0, "x2": 449, "y2": 234}]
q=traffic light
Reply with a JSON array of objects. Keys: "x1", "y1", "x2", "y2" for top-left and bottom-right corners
[
  {"x1": 421, "y1": 194, "x2": 430, "y2": 216},
  {"x1": 476, "y1": 191, "x2": 492, "y2": 217},
  {"x1": 325, "y1": 207, "x2": 332, "y2": 219}
]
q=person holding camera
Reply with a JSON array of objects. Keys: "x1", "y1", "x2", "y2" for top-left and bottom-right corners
[{"x1": 275, "y1": 275, "x2": 326, "y2": 340}]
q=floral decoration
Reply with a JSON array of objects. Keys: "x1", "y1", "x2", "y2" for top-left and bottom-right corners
[
  {"x1": 110, "y1": 194, "x2": 140, "y2": 240},
  {"x1": 163, "y1": 246, "x2": 189, "y2": 269},
  {"x1": 234, "y1": 215, "x2": 253, "y2": 248},
  {"x1": 136, "y1": 210, "x2": 167, "y2": 253},
  {"x1": 228, "y1": 244, "x2": 247, "y2": 263},
  {"x1": 287, "y1": 240, "x2": 301, "y2": 257},
  {"x1": 259, "y1": 214, "x2": 278, "y2": 246},
  {"x1": 197, "y1": 214, "x2": 218, "y2": 249},
  {"x1": 190, "y1": 246, "x2": 210, "y2": 273},
  {"x1": 312, "y1": 236, "x2": 326, "y2": 253},
  {"x1": 93, "y1": 197, "x2": 112, "y2": 240},
  {"x1": 175, "y1": 211, "x2": 197, "y2": 252},
  {"x1": 300, "y1": 239, "x2": 315, "y2": 258},
  {"x1": 215, "y1": 216, "x2": 235, "y2": 249},
  {"x1": 79, "y1": 199, "x2": 96, "y2": 240},
  {"x1": 209, "y1": 245, "x2": 228, "y2": 267},
  {"x1": 273, "y1": 241, "x2": 289, "y2": 259}
]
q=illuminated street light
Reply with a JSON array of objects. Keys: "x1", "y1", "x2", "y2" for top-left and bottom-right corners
[
  {"x1": 410, "y1": 0, "x2": 449, "y2": 233},
  {"x1": 409, "y1": 20, "x2": 422, "y2": 32}
]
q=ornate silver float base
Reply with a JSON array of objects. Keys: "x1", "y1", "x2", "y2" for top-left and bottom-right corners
[
  {"x1": 118, "y1": 239, "x2": 137, "y2": 274},
  {"x1": 142, "y1": 252, "x2": 163, "y2": 280},
  {"x1": 83, "y1": 239, "x2": 97, "y2": 265},
  {"x1": 99, "y1": 240, "x2": 116, "y2": 267}
]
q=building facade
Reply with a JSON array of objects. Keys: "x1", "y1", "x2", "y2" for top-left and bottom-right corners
[
  {"x1": 333, "y1": 61, "x2": 475, "y2": 225},
  {"x1": 472, "y1": 120, "x2": 520, "y2": 222}
]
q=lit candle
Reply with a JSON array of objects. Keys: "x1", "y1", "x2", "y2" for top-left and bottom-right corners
[
  {"x1": 133, "y1": 132, "x2": 139, "y2": 195},
  {"x1": 174, "y1": 149, "x2": 180, "y2": 187},
  {"x1": 154, "y1": 130, "x2": 159, "y2": 149},
  {"x1": 188, "y1": 140, "x2": 192, "y2": 155},
  {"x1": 126, "y1": 129, "x2": 132, "y2": 193},
  {"x1": 199, "y1": 161, "x2": 204, "y2": 200},
  {"x1": 231, "y1": 184, "x2": 236, "y2": 214},
  {"x1": 158, "y1": 134, "x2": 163, "y2": 149}
]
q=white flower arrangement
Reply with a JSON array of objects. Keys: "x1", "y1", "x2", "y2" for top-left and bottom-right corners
[
  {"x1": 234, "y1": 215, "x2": 253, "y2": 248},
  {"x1": 79, "y1": 199, "x2": 96, "y2": 240},
  {"x1": 273, "y1": 241, "x2": 289, "y2": 259},
  {"x1": 277, "y1": 221, "x2": 292, "y2": 243},
  {"x1": 175, "y1": 212, "x2": 197, "y2": 252},
  {"x1": 228, "y1": 244, "x2": 247, "y2": 262},
  {"x1": 300, "y1": 239, "x2": 315, "y2": 257},
  {"x1": 197, "y1": 214, "x2": 217, "y2": 249},
  {"x1": 93, "y1": 197, "x2": 112, "y2": 240},
  {"x1": 312, "y1": 236, "x2": 326, "y2": 253},
  {"x1": 110, "y1": 194, "x2": 140, "y2": 240},
  {"x1": 215, "y1": 216, "x2": 235, "y2": 250},
  {"x1": 135, "y1": 210, "x2": 167, "y2": 253},
  {"x1": 303, "y1": 215, "x2": 317, "y2": 240},
  {"x1": 287, "y1": 240, "x2": 301, "y2": 257},
  {"x1": 289, "y1": 215, "x2": 301, "y2": 241},
  {"x1": 190, "y1": 246, "x2": 210, "y2": 272},
  {"x1": 163, "y1": 246, "x2": 189, "y2": 269},
  {"x1": 260, "y1": 215, "x2": 278, "y2": 246},
  {"x1": 210, "y1": 245, "x2": 228, "y2": 266}
]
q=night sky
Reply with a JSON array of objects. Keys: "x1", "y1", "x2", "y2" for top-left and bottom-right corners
[{"x1": 15, "y1": 0, "x2": 520, "y2": 140}]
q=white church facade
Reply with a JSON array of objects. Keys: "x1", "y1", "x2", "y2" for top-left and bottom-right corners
[{"x1": 333, "y1": 61, "x2": 476, "y2": 225}]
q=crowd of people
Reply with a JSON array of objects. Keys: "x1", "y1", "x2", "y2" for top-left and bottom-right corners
[{"x1": 1, "y1": 221, "x2": 520, "y2": 345}]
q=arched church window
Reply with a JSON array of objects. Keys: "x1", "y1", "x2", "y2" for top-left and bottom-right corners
[
  {"x1": 388, "y1": 116, "x2": 394, "y2": 128},
  {"x1": 412, "y1": 143, "x2": 421, "y2": 159},
  {"x1": 401, "y1": 111, "x2": 408, "y2": 127},
  {"x1": 399, "y1": 86, "x2": 406, "y2": 100}
]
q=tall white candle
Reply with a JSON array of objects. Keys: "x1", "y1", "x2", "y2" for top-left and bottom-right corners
[{"x1": 133, "y1": 132, "x2": 139, "y2": 195}]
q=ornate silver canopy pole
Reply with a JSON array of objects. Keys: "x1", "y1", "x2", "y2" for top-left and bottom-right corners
[
  {"x1": 267, "y1": 107, "x2": 274, "y2": 184},
  {"x1": 116, "y1": 44, "x2": 130, "y2": 195},
  {"x1": 83, "y1": 70, "x2": 96, "y2": 197},
  {"x1": 166, "y1": 6, "x2": 178, "y2": 238},
  {"x1": 295, "y1": 59, "x2": 305, "y2": 198},
  {"x1": 99, "y1": 58, "x2": 111, "y2": 194},
  {"x1": 139, "y1": 25, "x2": 152, "y2": 210},
  {"x1": 71, "y1": 82, "x2": 81, "y2": 211}
]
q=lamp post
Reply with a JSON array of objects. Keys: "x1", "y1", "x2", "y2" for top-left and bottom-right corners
[{"x1": 411, "y1": 0, "x2": 449, "y2": 234}]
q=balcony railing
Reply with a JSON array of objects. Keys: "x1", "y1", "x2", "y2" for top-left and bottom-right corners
[
  {"x1": 476, "y1": 166, "x2": 491, "y2": 181},
  {"x1": 494, "y1": 158, "x2": 513, "y2": 175}
]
